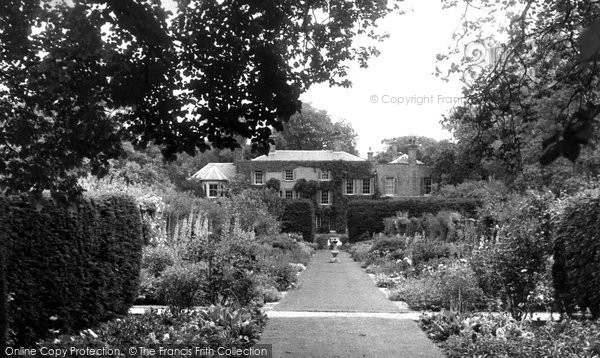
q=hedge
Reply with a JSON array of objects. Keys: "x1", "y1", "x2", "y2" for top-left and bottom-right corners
[
  {"x1": 281, "y1": 199, "x2": 315, "y2": 242},
  {"x1": 553, "y1": 195, "x2": 600, "y2": 318},
  {"x1": 1, "y1": 194, "x2": 144, "y2": 346},
  {"x1": 347, "y1": 198, "x2": 480, "y2": 242}
]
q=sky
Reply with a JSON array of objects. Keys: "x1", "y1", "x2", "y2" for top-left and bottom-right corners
[{"x1": 301, "y1": 0, "x2": 477, "y2": 156}]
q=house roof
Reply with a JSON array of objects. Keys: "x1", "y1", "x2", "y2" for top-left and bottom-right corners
[
  {"x1": 190, "y1": 163, "x2": 236, "y2": 181},
  {"x1": 390, "y1": 153, "x2": 424, "y2": 165},
  {"x1": 252, "y1": 150, "x2": 366, "y2": 162}
]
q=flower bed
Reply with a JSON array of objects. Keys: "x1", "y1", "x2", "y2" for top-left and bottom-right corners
[{"x1": 419, "y1": 311, "x2": 600, "y2": 357}]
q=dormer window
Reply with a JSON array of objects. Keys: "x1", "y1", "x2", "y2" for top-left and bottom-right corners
[{"x1": 254, "y1": 171, "x2": 264, "y2": 185}]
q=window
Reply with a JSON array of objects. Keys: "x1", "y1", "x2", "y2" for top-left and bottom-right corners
[
  {"x1": 362, "y1": 179, "x2": 371, "y2": 194},
  {"x1": 284, "y1": 170, "x2": 294, "y2": 181},
  {"x1": 346, "y1": 180, "x2": 354, "y2": 194},
  {"x1": 285, "y1": 190, "x2": 294, "y2": 199},
  {"x1": 424, "y1": 177, "x2": 432, "y2": 195},
  {"x1": 320, "y1": 190, "x2": 331, "y2": 205},
  {"x1": 207, "y1": 184, "x2": 219, "y2": 198},
  {"x1": 320, "y1": 170, "x2": 330, "y2": 181},
  {"x1": 328, "y1": 217, "x2": 335, "y2": 232},
  {"x1": 254, "y1": 171, "x2": 263, "y2": 185},
  {"x1": 315, "y1": 215, "x2": 321, "y2": 229},
  {"x1": 385, "y1": 177, "x2": 395, "y2": 195}
]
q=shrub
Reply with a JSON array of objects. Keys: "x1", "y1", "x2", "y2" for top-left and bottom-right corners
[
  {"x1": 347, "y1": 241, "x2": 373, "y2": 263},
  {"x1": 420, "y1": 312, "x2": 600, "y2": 358},
  {"x1": 255, "y1": 284, "x2": 281, "y2": 303},
  {"x1": 136, "y1": 269, "x2": 163, "y2": 305},
  {"x1": 410, "y1": 240, "x2": 458, "y2": 266},
  {"x1": 141, "y1": 245, "x2": 176, "y2": 277},
  {"x1": 347, "y1": 198, "x2": 480, "y2": 242},
  {"x1": 268, "y1": 264, "x2": 298, "y2": 291},
  {"x1": 40, "y1": 305, "x2": 268, "y2": 352},
  {"x1": 156, "y1": 263, "x2": 207, "y2": 309},
  {"x1": 370, "y1": 236, "x2": 406, "y2": 255},
  {"x1": 389, "y1": 276, "x2": 444, "y2": 311},
  {"x1": 2, "y1": 194, "x2": 144, "y2": 346},
  {"x1": 281, "y1": 199, "x2": 315, "y2": 242},
  {"x1": 553, "y1": 193, "x2": 600, "y2": 318}
]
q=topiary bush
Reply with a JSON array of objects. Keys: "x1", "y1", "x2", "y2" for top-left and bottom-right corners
[
  {"x1": 2, "y1": 194, "x2": 144, "y2": 346},
  {"x1": 553, "y1": 194, "x2": 600, "y2": 318}
]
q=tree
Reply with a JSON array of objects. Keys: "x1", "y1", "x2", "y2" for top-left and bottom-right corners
[
  {"x1": 0, "y1": 0, "x2": 397, "y2": 195},
  {"x1": 275, "y1": 104, "x2": 358, "y2": 154},
  {"x1": 437, "y1": 0, "x2": 600, "y2": 191}
]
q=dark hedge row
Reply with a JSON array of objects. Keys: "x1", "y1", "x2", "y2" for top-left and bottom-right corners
[
  {"x1": 347, "y1": 198, "x2": 480, "y2": 242},
  {"x1": 281, "y1": 199, "x2": 315, "y2": 242},
  {"x1": 553, "y1": 195, "x2": 600, "y2": 318},
  {"x1": 0, "y1": 194, "x2": 144, "y2": 346}
]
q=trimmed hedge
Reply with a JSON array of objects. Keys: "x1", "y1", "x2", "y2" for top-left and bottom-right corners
[
  {"x1": 1, "y1": 194, "x2": 144, "y2": 346},
  {"x1": 347, "y1": 198, "x2": 480, "y2": 242},
  {"x1": 281, "y1": 199, "x2": 315, "y2": 242},
  {"x1": 553, "y1": 195, "x2": 600, "y2": 318}
]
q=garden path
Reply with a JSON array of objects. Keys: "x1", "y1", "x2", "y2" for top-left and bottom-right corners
[{"x1": 258, "y1": 250, "x2": 443, "y2": 357}]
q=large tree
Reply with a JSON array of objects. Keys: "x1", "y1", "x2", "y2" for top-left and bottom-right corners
[
  {"x1": 0, "y1": 0, "x2": 397, "y2": 195},
  {"x1": 437, "y1": 0, "x2": 600, "y2": 191},
  {"x1": 275, "y1": 104, "x2": 358, "y2": 154}
]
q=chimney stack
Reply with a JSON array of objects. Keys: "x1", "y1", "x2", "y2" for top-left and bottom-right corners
[
  {"x1": 367, "y1": 147, "x2": 374, "y2": 161},
  {"x1": 269, "y1": 143, "x2": 276, "y2": 154},
  {"x1": 233, "y1": 146, "x2": 244, "y2": 166},
  {"x1": 407, "y1": 143, "x2": 417, "y2": 165}
]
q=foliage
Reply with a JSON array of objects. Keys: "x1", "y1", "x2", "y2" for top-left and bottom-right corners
[
  {"x1": 40, "y1": 305, "x2": 268, "y2": 353},
  {"x1": 277, "y1": 103, "x2": 358, "y2": 155},
  {"x1": 376, "y1": 136, "x2": 440, "y2": 165},
  {"x1": 438, "y1": 0, "x2": 600, "y2": 189},
  {"x1": 280, "y1": 199, "x2": 315, "y2": 242},
  {"x1": 420, "y1": 312, "x2": 600, "y2": 358},
  {"x1": 369, "y1": 236, "x2": 406, "y2": 256},
  {"x1": 1, "y1": 194, "x2": 143, "y2": 346},
  {"x1": 553, "y1": 192, "x2": 600, "y2": 318},
  {"x1": 155, "y1": 263, "x2": 207, "y2": 309},
  {"x1": 347, "y1": 241, "x2": 373, "y2": 263},
  {"x1": 141, "y1": 245, "x2": 176, "y2": 277},
  {"x1": 389, "y1": 276, "x2": 444, "y2": 311},
  {"x1": 472, "y1": 190, "x2": 556, "y2": 319},
  {"x1": 347, "y1": 198, "x2": 480, "y2": 242},
  {"x1": 0, "y1": 0, "x2": 398, "y2": 195},
  {"x1": 388, "y1": 261, "x2": 485, "y2": 312},
  {"x1": 267, "y1": 264, "x2": 298, "y2": 291}
]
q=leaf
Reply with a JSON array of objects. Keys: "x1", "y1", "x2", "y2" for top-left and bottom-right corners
[
  {"x1": 577, "y1": 20, "x2": 600, "y2": 62},
  {"x1": 539, "y1": 142, "x2": 561, "y2": 166},
  {"x1": 560, "y1": 139, "x2": 580, "y2": 162}
]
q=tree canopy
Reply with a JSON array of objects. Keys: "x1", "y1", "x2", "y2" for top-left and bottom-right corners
[
  {"x1": 437, "y1": 0, "x2": 600, "y2": 192},
  {"x1": 275, "y1": 103, "x2": 358, "y2": 154},
  {"x1": 0, "y1": 0, "x2": 397, "y2": 195}
]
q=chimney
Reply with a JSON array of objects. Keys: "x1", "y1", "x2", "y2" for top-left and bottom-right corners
[
  {"x1": 269, "y1": 143, "x2": 276, "y2": 154},
  {"x1": 233, "y1": 147, "x2": 245, "y2": 166},
  {"x1": 367, "y1": 147, "x2": 374, "y2": 161},
  {"x1": 407, "y1": 143, "x2": 417, "y2": 165}
]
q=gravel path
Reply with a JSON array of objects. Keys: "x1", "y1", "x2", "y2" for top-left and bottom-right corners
[{"x1": 258, "y1": 250, "x2": 443, "y2": 358}]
